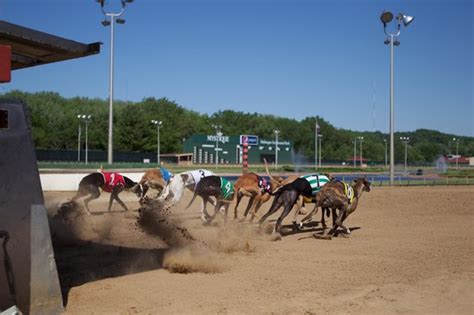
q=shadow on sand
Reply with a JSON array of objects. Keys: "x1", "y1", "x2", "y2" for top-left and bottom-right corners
[{"x1": 53, "y1": 240, "x2": 167, "y2": 307}]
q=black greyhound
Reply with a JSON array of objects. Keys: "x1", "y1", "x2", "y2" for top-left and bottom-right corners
[
  {"x1": 186, "y1": 175, "x2": 235, "y2": 224},
  {"x1": 258, "y1": 177, "x2": 314, "y2": 235},
  {"x1": 71, "y1": 172, "x2": 141, "y2": 215}
]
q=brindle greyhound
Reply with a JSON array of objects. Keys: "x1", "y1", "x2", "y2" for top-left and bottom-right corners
[
  {"x1": 71, "y1": 172, "x2": 141, "y2": 215},
  {"x1": 305, "y1": 177, "x2": 371, "y2": 239},
  {"x1": 186, "y1": 175, "x2": 235, "y2": 224}
]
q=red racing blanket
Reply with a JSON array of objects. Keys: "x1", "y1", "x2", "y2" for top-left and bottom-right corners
[{"x1": 100, "y1": 171, "x2": 125, "y2": 193}]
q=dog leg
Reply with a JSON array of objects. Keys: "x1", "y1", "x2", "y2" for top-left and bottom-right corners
[
  {"x1": 205, "y1": 201, "x2": 221, "y2": 224},
  {"x1": 111, "y1": 186, "x2": 128, "y2": 212},
  {"x1": 242, "y1": 196, "x2": 254, "y2": 219},
  {"x1": 223, "y1": 204, "x2": 230, "y2": 224},
  {"x1": 249, "y1": 198, "x2": 263, "y2": 222},
  {"x1": 258, "y1": 194, "x2": 285, "y2": 226},
  {"x1": 83, "y1": 185, "x2": 100, "y2": 215},
  {"x1": 274, "y1": 194, "x2": 298, "y2": 234},
  {"x1": 233, "y1": 193, "x2": 243, "y2": 220},
  {"x1": 201, "y1": 196, "x2": 211, "y2": 222}
]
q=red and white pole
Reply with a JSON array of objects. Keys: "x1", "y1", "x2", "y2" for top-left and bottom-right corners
[{"x1": 242, "y1": 140, "x2": 248, "y2": 174}]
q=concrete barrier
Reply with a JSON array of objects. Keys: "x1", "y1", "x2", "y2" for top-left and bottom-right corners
[{"x1": 39, "y1": 172, "x2": 144, "y2": 191}]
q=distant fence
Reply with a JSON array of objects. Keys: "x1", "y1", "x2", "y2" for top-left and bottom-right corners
[{"x1": 36, "y1": 149, "x2": 159, "y2": 163}]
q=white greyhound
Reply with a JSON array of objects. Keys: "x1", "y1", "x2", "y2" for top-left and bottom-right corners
[{"x1": 159, "y1": 169, "x2": 216, "y2": 220}]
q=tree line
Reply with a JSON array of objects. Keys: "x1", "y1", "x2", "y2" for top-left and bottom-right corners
[{"x1": 1, "y1": 90, "x2": 473, "y2": 164}]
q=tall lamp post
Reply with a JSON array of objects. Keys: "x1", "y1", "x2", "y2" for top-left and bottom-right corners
[
  {"x1": 212, "y1": 124, "x2": 222, "y2": 169},
  {"x1": 400, "y1": 136, "x2": 410, "y2": 172},
  {"x1": 318, "y1": 134, "x2": 323, "y2": 168},
  {"x1": 452, "y1": 137, "x2": 460, "y2": 169},
  {"x1": 77, "y1": 115, "x2": 82, "y2": 162},
  {"x1": 151, "y1": 120, "x2": 162, "y2": 165},
  {"x1": 314, "y1": 121, "x2": 320, "y2": 169},
  {"x1": 357, "y1": 136, "x2": 364, "y2": 166},
  {"x1": 97, "y1": 0, "x2": 134, "y2": 165},
  {"x1": 78, "y1": 114, "x2": 92, "y2": 164},
  {"x1": 84, "y1": 115, "x2": 92, "y2": 164},
  {"x1": 353, "y1": 138, "x2": 357, "y2": 168},
  {"x1": 380, "y1": 11, "x2": 414, "y2": 184},
  {"x1": 274, "y1": 129, "x2": 280, "y2": 170}
]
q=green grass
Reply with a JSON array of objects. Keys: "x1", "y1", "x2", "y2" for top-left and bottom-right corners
[
  {"x1": 37, "y1": 161, "x2": 385, "y2": 174},
  {"x1": 439, "y1": 169, "x2": 474, "y2": 178}
]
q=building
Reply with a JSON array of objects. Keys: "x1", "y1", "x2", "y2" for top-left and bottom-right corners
[{"x1": 183, "y1": 134, "x2": 294, "y2": 165}]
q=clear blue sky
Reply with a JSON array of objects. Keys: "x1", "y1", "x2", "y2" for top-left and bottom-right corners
[{"x1": 1, "y1": 0, "x2": 473, "y2": 136}]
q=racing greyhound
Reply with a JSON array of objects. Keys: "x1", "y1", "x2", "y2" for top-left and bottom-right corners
[
  {"x1": 258, "y1": 174, "x2": 330, "y2": 235},
  {"x1": 186, "y1": 175, "x2": 234, "y2": 223},
  {"x1": 71, "y1": 171, "x2": 141, "y2": 215}
]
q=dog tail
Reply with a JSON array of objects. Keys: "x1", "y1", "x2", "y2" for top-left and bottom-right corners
[
  {"x1": 270, "y1": 184, "x2": 288, "y2": 197},
  {"x1": 185, "y1": 190, "x2": 198, "y2": 210}
]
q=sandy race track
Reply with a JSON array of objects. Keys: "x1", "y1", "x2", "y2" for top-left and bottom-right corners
[{"x1": 44, "y1": 185, "x2": 474, "y2": 314}]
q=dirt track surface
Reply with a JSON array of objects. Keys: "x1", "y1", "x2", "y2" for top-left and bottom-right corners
[{"x1": 45, "y1": 186, "x2": 474, "y2": 314}]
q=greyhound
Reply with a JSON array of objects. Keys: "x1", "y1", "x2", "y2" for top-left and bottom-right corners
[
  {"x1": 136, "y1": 167, "x2": 173, "y2": 202},
  {"x1": 258, "y1": 174, "x2": 331, "y2": 235},
  {"x1": 162, "y1": 169, "x2": 215, "y2": 206},
  {"x1": 186, "y1": 175, "x2": 235, "y2": 223},
  {"x1": 304, "y1": 177, "x2": 371, "y2": 238},
  {"x1": 233, "y1": 172, "x2": 280, "y2": 222},
  {"x1": 71, "y1": 171, "x2": 141, "y2": 215}
]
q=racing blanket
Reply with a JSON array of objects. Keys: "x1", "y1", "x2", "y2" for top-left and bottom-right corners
[
  {"x1": 160, "y1": 167, "x2": 173, "y2": 183},
  {"x1": 100, "y1": 171, "x2": 125, "y2": 193},
  {"x1": 220, "y1": 177, "x2": 235, "y2": 200},
  {"x1": 300, "y1": 174, "x2": 330, "y2": 196},
  {"x1": 343, "y1": 182, "x2": 355, "y2": 204},
  {"x1": 258, "y1": 176, "x2": 271, "y2": 194},
  {"x1": 189, "y1": 169, "x2": 215, "y2": 187}
]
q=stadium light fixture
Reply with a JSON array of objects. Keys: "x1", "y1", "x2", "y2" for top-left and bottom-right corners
[
  {"x1": 380, "y1": 10, "x2": 414, "y2": 184},
  {"x1": 400, "y1": 136, "x2": 410, "y2": 172},
  {"x1": 274, "y1": 129, "x2": 280, "y2": 170},
  {"x1": 151, "y1": 120, "x2": 163, "y2": 165},
  {"x1": 97, "y1": 0, "x2": 133, "y2": 165}
]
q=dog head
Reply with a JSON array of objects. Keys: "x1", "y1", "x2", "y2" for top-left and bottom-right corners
[
  {"x1": 132, "y1": 183, "x2": 144, "y2": 198},
  {"x1": 354, "y1": 177, "x2": 371, "y2": 192}
]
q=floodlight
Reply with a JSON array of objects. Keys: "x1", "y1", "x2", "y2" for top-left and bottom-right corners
[
  {"x1": 398, "y1": 13, "x2": 414, "y2": 27},
  {"x1": 101, "y1": 19, "x2": 111, "y2": 26},
  {"x1": 116, "y1": 18, "x2": 125, "y2": 24},
  {"x1": 380, "y1": 11, "x2": 394, "y2": 25}
]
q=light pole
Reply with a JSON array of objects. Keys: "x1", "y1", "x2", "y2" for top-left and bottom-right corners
[
  {"x1": 151, "y1": 120, "x2": 163, "y2": 165},
  {"x1": 97, "y1": 0, "x2": 134, "y2": 165},
  {"x1": 381, "y1": 11, "x2": 414, "y2": 185},
  {"x1": 274, "y1": 129, "x2": 280, "y2": 170},
  {"x1": 353, "y1": 138, "x2": 357, "y2": 168},
  {"x1": 383, "y1": 138, "x2": 388, "y2": 167},
  {"x1": 400, "y1": 136, "x2": 410, "y2": 172},
  {"x1": 357, "y1": 136, "x2": 364, "y2": 166},
  {"x1": 212, "y1": 124, "x2": 222, "y2": 169},
  {"x1": 77, "y1": 115, "x2": 82, "y2": 162},
  {"x1": 318, "y1": 134, "x2": 323, "y2": 168},
  {"x1": 78, "y1": 114, "x2": 92, "y2": 164},
  {"x1": 452, "y1": 137, "x2": 460, "y2": 169},
  {"x1": 84, "y1": 115, "x2": 91, "y2": 164},
  {"x1": 314, "y1": 121, "x2": 320, "y2": 169}
]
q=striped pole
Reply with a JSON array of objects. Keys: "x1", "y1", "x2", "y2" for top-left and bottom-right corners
[{"x1": 242, "y1": 140, "x2": 248, "y2": 174}]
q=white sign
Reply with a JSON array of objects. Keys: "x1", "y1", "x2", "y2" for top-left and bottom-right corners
[
  {"x1": 207, "y1": 135, "x2": 230, "y2": 143},
  {"x1": 240, "y1": 135, "x2": 259, "y2": 145},
  {"x1": 260, "y1": 139, "x2": 291, "y2": 146}
]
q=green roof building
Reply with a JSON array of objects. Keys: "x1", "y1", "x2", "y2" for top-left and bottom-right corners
[{"x1": 183, "y1": 134, "x2": 294, "y2": 165}]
